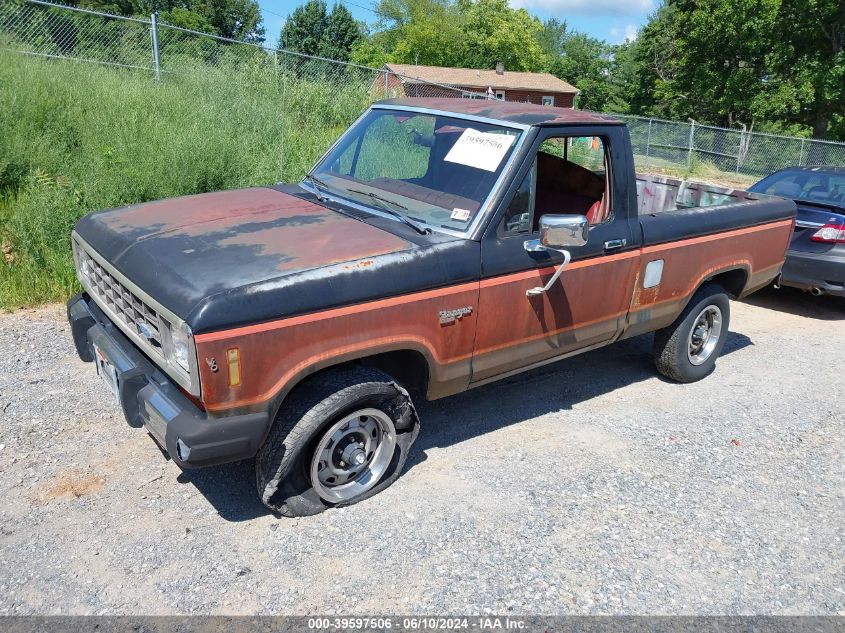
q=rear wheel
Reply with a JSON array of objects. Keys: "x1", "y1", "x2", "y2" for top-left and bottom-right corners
[
  {"x1": 653, "y1": 283, "x2": 730, "y2": 383},
  {"x1": 255, "y1": 367, "x2": 419, "y2": 517}
]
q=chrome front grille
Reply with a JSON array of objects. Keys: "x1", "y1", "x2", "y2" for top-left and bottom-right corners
[
  {"x1": 80, "y1": 251, "x2": 166, "y2": 358},
  {"x1": 72, "y1": 233, "x2": 199, "y2": 395}
]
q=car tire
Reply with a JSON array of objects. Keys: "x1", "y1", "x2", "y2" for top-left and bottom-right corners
[
  {"x1": 653, "y1": 283, "x2": 731, "y2": 383},
  {"x1": 255, "y1": 366, "x2": 419, "y2": 517}
]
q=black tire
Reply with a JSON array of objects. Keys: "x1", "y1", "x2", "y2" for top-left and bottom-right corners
[
  {"x1": 255, "y1": 366, "x2": 419, "y2": 517},
  {"x1": 653, "y1": 283, "x2": 731, "y2": 383}
]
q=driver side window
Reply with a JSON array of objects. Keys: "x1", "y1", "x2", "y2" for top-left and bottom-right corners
[{"x1": 501, "y1": 134, "x2": 613, "y2": 236}]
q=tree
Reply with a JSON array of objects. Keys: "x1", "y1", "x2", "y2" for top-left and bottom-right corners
[
  {"x1": 623, "y1": 3, "x2": 683, "y2": 118},
  {"x1": 623, "y1": 0, "x2": 844, "y2": 139},
  {"x1": 545, "y1": 26, "x2": 614, "y2": 111},
  {"x1": 202, "y1": 0, "x2": 265, "y2": 42},
  {"x1": 323, "y1": 4, "x2": 363, "y2": 61},
  {"x1": 535, "y1": 17, "x2": 567, "y2": 59},
  {"x1": 354, "y1": 0, "x2": 545, "y2": 71},
  {"x1": 279, "y1": 0, "x2": 361, "y2": 61},
  {"x1": 78, "y1": 0, "x2": 265, "y2": 42},
  {"x1": 767, "y1": 0, "x2": 845, "y2": 139},
  {"x1": 351, "y1": 0, "x2": 466, "y2": 67},
  {"x1": 456, "y1": 0, "x2": 546, "y2": 72},
  {"x1": 279, "y1": 0, "x2": 329, "y2": 56}
]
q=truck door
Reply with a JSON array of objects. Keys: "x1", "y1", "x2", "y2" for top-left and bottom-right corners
[{"x1": 472, "y1": 126, "x2": 640, "y2": 383}]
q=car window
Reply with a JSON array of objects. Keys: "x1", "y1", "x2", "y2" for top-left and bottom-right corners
[
  {"x1": 540, "y1": 136, "x2": 607, "y2": 174},
  {"x1": 501, "y1": 161, "x2": 535, "y2": 235},
  {"x1": 499, "y1": 135, "x2": 613, "y2": 236},
  {"x1": 753, "y1": 170, "x2": 845, "y2": 203},
  {"x1": 353, "y1": 115, "x2": 435, "y2": 181},
  {"x1": 535, "y1": 135, "x2": 612, "y2": 228},
  {"x1": 316, "y1": 110, "x2": 523, "y2": 232}
]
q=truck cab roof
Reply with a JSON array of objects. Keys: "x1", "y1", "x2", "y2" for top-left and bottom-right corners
[{"x1": 377, "y1": 98, "x2": 624, "y2": 128}]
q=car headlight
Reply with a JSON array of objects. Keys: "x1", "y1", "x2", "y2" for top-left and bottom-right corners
[{"x1": 167, "y1": 321, "x2": 193, "y2": 373}]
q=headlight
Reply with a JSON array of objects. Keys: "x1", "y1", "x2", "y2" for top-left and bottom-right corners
[{"x1": 167, "y1": 321, "x2": 193, "y2": 373}]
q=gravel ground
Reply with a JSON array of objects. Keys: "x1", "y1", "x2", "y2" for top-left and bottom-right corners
[{"x1": 0, "y1": 287, "x2": 843, "y2": 616}]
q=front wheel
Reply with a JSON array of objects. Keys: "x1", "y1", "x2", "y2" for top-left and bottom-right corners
[
  {"x1": 255, "y1": 367, "x2": 419, "y2": 517},
  {"x1": 653, "y1": 283, "x2": 731, "y2": 383}
]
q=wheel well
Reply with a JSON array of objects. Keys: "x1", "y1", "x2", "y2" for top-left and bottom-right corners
[
  {"x1": 707, "y1": 268, "x2": 748, "y2": 298},
  {"x1": 267, "y1": 349, "x2": 431, "y2": 427},
  {"x1": 356, "y1": 349, "x2": 430, "y2": 393}
]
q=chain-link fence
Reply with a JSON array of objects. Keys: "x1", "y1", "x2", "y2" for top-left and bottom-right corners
[
  {"x1": 0, "y1": 0, "x2": 481, "y2": 94},
  {"x1": 617, "y1": 114, "x2": 845, "y2": 180},
  {"x1": 3, "y1": 0, "x2": 845, "y2": 185}
]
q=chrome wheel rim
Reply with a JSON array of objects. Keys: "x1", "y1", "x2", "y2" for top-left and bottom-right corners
[
  {"x1": 687, "y1": 305, "x2": 723, "y2": 366},
  {"x1": 310, "y1": 408, "x2": 396, "y2": 503}
]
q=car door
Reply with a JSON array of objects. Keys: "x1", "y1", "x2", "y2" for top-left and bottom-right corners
[{"x1": 471, "y1": 125, "x2": 641, "y2": 383}]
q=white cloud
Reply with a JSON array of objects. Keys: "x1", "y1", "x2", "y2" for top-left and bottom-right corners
[
  {"x1": 609, "y1": 23, "x2": 639, "y2": 43},
  {"x1": 510, "y1": 0, "x2": 652, "y2": 15}
]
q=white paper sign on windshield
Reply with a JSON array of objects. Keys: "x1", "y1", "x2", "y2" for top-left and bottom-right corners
[{"x1": 444, "y1": 128, "x2": 516, "y2": 172}]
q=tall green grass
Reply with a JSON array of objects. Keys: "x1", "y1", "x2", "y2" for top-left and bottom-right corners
[{"x1": 0, "y1": 51, "x2": 372, "y2": 308}]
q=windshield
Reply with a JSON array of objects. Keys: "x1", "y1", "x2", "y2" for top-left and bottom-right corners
[
  {"x1": 310, "y1": 108, "x2": 523, "y2": 232},
  {"x1": 750, "y1": 169, "x2": 845, "y2": 207}
]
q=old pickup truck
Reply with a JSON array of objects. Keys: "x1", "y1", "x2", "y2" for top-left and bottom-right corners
[{"x1": 67, "y1": 99, "x2": 796, "y2": 516}]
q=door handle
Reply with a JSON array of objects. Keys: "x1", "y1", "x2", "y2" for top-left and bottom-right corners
[{"x1": 604, "y1": 238, "x2": 626, "y2": 251}]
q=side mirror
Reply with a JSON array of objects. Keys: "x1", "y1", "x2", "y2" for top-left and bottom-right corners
[
  {"x1": 538, "y1": 214, "x2": 589, "y2": 249},
  {"x1": 522, "y1": 214, "x2": 588, "y2": 297}
]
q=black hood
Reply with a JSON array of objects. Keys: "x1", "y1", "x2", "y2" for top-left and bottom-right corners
[{"x1": 74, "y1": 185, "x2": 480, "y2": 333}]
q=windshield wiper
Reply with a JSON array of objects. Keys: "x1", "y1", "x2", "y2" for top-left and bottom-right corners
[
  {"x1": 304, "y1": 172, "x2": 330, "y2": 202},
  {"x1": 346, "y1": 188, "x2": 431, "y2": 235}
]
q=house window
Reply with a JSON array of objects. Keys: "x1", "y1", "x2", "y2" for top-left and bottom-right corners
[
  {"x1": 461, "y1": 91, "x2": 486, "y2": 100},
  {"x1": 495, "y1": 90, "x2": 506, "y2": 101},
  {"x1": 541, "y1": 95, "x2": 555, "y2": 106}
]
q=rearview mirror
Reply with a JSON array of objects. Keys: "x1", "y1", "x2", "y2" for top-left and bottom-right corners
[{"x1": 538, "y1": 214, "x2": 589, "y2": 249}]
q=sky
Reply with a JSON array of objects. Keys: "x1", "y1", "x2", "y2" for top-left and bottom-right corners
[{"x1": 258, "y1": 0, "x2": 654, "y2": 51}]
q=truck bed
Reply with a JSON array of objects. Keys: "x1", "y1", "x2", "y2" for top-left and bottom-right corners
[
  {"x1": 635, "y1": 174, "x2": 793, "y2": 247},
  {"x1": 636, "y1": 174, "x2": 761, "y2": 215}
]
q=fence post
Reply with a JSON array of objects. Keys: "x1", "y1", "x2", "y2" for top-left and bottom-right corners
[
  {"x1": 383, "y1": 69, "x2": 388, "y2": 98},
  {"x1": 799, "y1": 138, "x2": 806, "y2": 166},
  {"x1": 150, "y1": 12, "x2": 161, "y2": 82},
  {"x1": 687, "y1": 120, "x2": 696, "y2": 168},
  {"x1": 645, "y1": 118, "x2": 652, "y2": 157}
]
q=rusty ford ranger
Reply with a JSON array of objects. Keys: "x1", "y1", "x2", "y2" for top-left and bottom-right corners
[{"x1": 67, "y1": 99, "x2": 796, "y2": 516}]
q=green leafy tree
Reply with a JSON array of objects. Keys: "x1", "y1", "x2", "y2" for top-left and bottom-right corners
[
  {"x1": 355, "y1": 0, "x2": 545, "y2": 71},
  {"x1": 624, "y1": 0, "x2": 844, "y2": 139},
  {"x1": 280, "y1": 0, "x2": 361, "y2": 61},
  {"x1": 322, "y1": 4, "x2": 363, "y2": 61},
  {"x1": 546, "y1": 27, "x2": 613, "y2": 111},
  {"x1": 535, "y1": 17, "x2": 567, "y2": 59},
  {"x1": 77, "y1": 0, "x2": 265, "y2": 42},
  {"x1": 279, "y1": 0, "x2": 329, "y2": 56},
  {"x1": 203, "y1": 0, "x2": 265, "y2": 42},
  {"x1": 766, "y1": 0, "x2": 845, "y2": 139},
  {"x1": 624, "y1": 3, "x2": 685, "y2": 119},
  {"x1": 456, "y1": 0, "x2": 546, "y2": 72},
  {"x1": 351, "y1": 0, "x2": 465, "y2": 67}
]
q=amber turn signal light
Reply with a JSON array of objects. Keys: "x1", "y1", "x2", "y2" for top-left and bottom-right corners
[{"x1": 226, "y1": 348, "x2": 241, "y2": 387}]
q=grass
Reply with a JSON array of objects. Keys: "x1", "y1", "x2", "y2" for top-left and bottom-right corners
[{"x1": 0, "y1": 51, "x2": 370, "y2": 308}]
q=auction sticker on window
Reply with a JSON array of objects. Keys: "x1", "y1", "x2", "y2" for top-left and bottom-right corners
[
  {"x1": 450, "y1": 207, "x2": 471, "y2": 222},
  {"x1": 444, "y1": 128, "x2": 516, "y2": 172}
]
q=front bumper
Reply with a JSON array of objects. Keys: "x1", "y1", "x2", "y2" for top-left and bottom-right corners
[
  {"x1": 67, "y1": 293, "x2": 269, "y2": 468},
  {"x1": 780, "y1": 248, "x2": 845, "y2": 297}
]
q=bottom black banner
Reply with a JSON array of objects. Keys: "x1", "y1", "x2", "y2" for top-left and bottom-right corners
[{"x1": 0, "y1": 616, "x2": 843, "y2": 633}]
